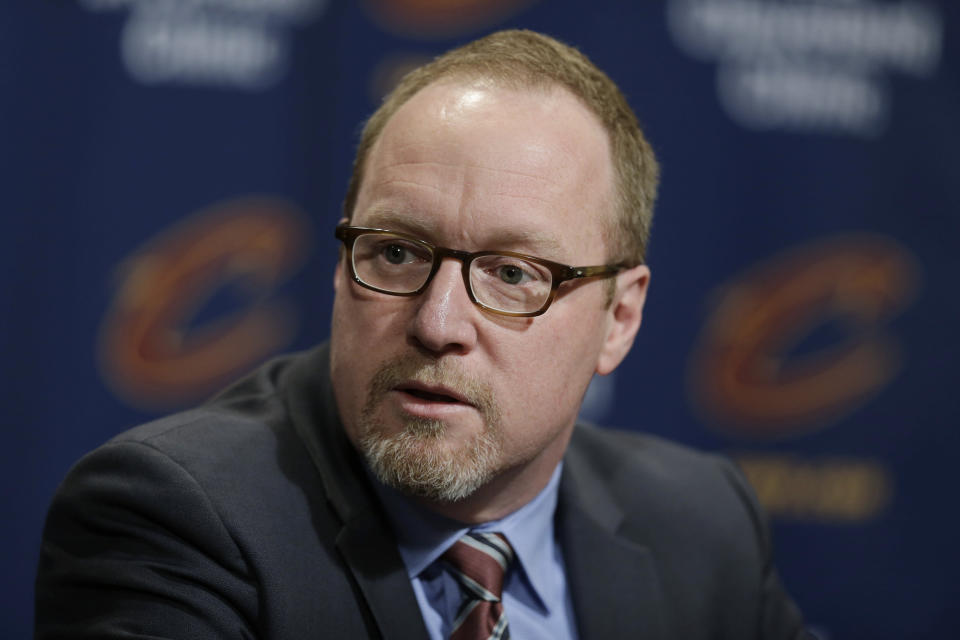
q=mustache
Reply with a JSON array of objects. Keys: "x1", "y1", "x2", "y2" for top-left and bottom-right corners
[{"x1": 365, "y1": 353, "x2": 499, "y2": 423}]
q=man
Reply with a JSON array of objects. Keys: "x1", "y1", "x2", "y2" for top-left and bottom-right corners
[{"x1": 36, "y1": 30, "x2": 809, "y2": 639}]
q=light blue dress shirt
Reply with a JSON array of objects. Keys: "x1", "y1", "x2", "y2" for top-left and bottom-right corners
[{"x1": 371, "y1": 464, "x2": 579, "y2": 640}]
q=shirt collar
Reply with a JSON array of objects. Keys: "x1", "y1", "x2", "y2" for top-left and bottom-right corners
[{"x1": 371, "y1": 463, "x2": 564, "y2": 613}]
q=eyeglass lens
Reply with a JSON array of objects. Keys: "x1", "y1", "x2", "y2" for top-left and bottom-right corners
[{"x1": 351, "y1": 233, "x2": 554, "y2": 313}]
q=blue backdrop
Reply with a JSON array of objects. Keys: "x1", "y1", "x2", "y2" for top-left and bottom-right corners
[{"x1": 4, "y1": 1, "x2": 957, "y2": 638}]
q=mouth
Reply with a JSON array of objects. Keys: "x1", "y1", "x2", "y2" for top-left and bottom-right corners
[{"x1": 394, "y1": 382, "x2": 472, "y2": 406}]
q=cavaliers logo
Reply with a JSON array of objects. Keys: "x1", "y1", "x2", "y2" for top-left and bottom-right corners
[
  {"x1": 688, "y1": 234, "x2": 920, "y2": 438},
  {"x1": 98, "y1": 197, "x2": 311, "y2": 409}
]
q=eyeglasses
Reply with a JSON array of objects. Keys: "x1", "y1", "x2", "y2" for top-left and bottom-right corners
[{"x1": 335, "y1": 224, "x2": 627, "y2": 317}]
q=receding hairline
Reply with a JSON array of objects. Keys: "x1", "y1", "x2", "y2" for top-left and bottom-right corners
[
  {"x1": 344, "y1": 29, "x2": 658, "y2": 269},
  {"x1": 352, "y1": 76, "x2": 621, "y2": 252}
]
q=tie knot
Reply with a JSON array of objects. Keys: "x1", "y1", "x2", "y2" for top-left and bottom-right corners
[{"x1": 442, "y1": 532, "x2": 514, "y2": 601}]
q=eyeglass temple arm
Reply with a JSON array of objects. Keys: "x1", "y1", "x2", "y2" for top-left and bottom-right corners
[{"x1": 569, "y1": 264, "x2": 626, "y2": 280}]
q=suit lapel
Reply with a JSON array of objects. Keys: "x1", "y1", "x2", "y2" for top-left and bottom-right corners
[
  {"x1": 559, "y1": 431, "x2": 665, "y2": 640},
  {"x1": 335, "y1": 511, "x2": 431, "y2": 640},
  {"x1": 286, "y1": 345, "x2": 430, "y2": 640}
]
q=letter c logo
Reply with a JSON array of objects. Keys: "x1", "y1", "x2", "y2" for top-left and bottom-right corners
[
  {"x1": 98, "y1": 197, "x2": 311, "y2": 409},
  {"x1": 688, "y1": 234, "x2": 920, "y2": 438}
]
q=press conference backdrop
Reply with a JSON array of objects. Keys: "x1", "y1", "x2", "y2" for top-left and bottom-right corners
[{"x1": 4, "y1": 1, "x2": 957, "y2": 637}]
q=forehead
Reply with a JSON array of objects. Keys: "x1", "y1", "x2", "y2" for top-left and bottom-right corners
[{"x1": 356, "y1": 81, "x2": 615, "y2": 261}]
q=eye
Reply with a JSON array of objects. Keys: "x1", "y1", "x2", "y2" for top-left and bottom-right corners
[
  {"x1": 497, "y1": 264, "x2": 528, "y2": 285},
  {"x1": 470, "y1": 255, "x2": 551, "y2": 295},
  {"x1": 382, "y1": 243, "x2": 410, "y2": 265},
  {"x1": 372, "y1": 238, "x2": 429, "y2": 265}
]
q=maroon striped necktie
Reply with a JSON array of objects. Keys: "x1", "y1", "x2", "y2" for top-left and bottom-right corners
[{"x1": 442, "y1": 532, "x2": 515, "y2": 640}]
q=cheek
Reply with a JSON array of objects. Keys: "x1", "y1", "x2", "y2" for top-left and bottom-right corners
[
  {"x1": 489, "y1": 331, "x2": 593, "y2": 436},
  {"x1": 331, "y1": 288, "x2": 392, "y2": 381},
  {"x1": 331, "y1": 291, "x2": 411, "y2": 440},
  {"x1": 497, "y1": 312, "x2": 605, "y2": 408},
  {"x1": 333, "y1": 280, "x2": 409, "y2": 342}
]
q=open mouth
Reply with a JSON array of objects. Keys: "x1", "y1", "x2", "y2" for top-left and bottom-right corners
[
  {"x1": 397, "y1": 385, "x2": 466, "y2": 404},
  {"x1": 405, "y1": 389, "x2": 459, "y2": 402}
]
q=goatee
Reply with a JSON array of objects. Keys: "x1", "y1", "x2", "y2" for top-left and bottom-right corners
[{"x1": 357, "y1": 354, "x2": 503, "y2": 502}]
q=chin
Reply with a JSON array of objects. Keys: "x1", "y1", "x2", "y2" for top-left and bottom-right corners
[{"x1": 358, "y1": 417, "x2": 503, "y2": 503}]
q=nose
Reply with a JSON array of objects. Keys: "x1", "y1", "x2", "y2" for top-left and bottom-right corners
[{"x1": 407, "y1": 257, "x2": 479, "y2": 355}]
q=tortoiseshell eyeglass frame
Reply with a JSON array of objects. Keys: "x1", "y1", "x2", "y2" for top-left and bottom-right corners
[{"x1": 335, "y1": 224, "x2": 630, "y2": 318}]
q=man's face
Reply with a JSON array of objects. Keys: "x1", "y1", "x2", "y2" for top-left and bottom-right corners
[{"x1": 330, "y1": 80, "x2": 634, "y2": 512}]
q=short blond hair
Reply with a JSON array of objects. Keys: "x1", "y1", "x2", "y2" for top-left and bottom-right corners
[{"x1": 343, "y1": 29, "x2": 659, "y2": 266}]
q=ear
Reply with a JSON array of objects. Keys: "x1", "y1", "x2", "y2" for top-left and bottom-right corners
[
  {"x1": 333, "y1": 257, "x2": 344, "y2": 292},
  {"x1": 596, "y1": 264, "x2": 650, "y2": 375}
]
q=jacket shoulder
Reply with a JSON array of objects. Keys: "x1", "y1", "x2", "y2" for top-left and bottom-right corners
[
  {"x1": 36, "y1": 345, "x2": 371, "y2": 639},
  {"x1": 565, "y1": 424, "x2": 768, "y2": 580},
  {"x1": 564, "y1": 425, "x2": 809, "y2": 640},
  {"x1": 567, "y1": 424, "x2": 747, "y2": 502}
]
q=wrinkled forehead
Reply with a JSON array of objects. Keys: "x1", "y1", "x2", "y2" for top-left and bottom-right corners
[
  {"x1": 357, "y1": 80, "x2": 617, "y2": 257},
  {"x1": 360, "y1": 86, "x2": 611, "y2": 257}
]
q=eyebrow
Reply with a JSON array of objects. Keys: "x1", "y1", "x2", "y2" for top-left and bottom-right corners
[
  {"x1": 360, "y1": 211, "x2": 566, "y2": 259},
  {"x1": 484, "y1": 227, "x2": 565, "y2": 258}
]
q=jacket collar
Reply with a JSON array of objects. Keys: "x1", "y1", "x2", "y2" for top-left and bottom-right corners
[{"x1": 558, "y1": 426, "x2": 666, "y2": 640}]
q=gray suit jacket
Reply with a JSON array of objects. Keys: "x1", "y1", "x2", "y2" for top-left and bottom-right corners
[{"x1": 36, "y1": 344, "x2": 808, "y2": 639}]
